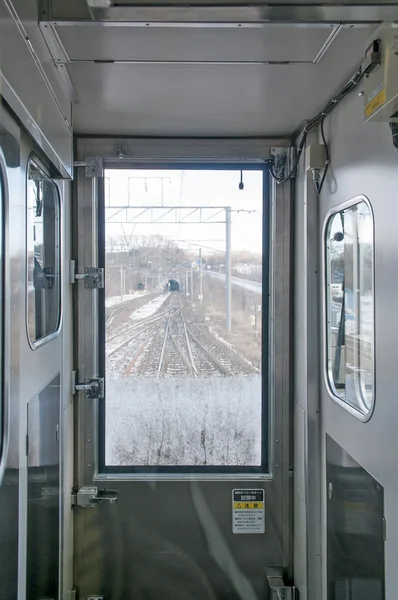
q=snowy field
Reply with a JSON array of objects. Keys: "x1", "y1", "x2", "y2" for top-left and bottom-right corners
[{"x1": 106, "y1": 374, "x2": 262, "y2": 466}]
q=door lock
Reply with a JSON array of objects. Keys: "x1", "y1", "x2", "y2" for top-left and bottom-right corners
[
  {"x1": 70, "y1": 260, "x2": 104, "y2": 289},
  {"x1": 71, "y1": 372, "x2": 104, "y2": 399}
]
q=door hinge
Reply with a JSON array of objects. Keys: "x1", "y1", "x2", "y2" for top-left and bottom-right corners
[
  {"x1": 70, "y1": 260, "x2": 104, "y2": 289},
  {"x1": 71, "y1": 371, "x2": 104, "y2": 399},
  {"x1": 73, "y1": 156, "x2": 103, "y2": 178},
  {"x1": 71, "y1": 486, "x2": 118, "y2": 508}
]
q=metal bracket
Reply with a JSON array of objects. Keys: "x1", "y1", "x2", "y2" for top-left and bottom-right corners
[
  {"x1": 71, "y1": 371, "x2": 104, "y2": 399},
  {"x1": 70, "y1": 260, "x2": 104, "y2": 289},
  {"x1": 71, "y1": 486, "x2": 118, "y2": 509},
  {"x1": 74, "y1": 156, "x2": 104, "y2": 177},
  {"x1": 270, "y1": 146, "x2": 296, "y2": 181},
  {"x1": 267, "y1": 575, "x2": 296, "y2": 600}
]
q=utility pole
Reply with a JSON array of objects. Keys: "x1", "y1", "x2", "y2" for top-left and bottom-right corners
[
  {"x1": 185, "y1": 269, "x2": 189, "y2": 296},
  {"x1": 120, "y1": 264, "x2": 125, "y2": 301},
  {"x1": 191, "y1": 263, "x2": 194, "y2": 300},
  {"x1": 225, "y1": 208, "x2": 232, "y2": 332},
  {"x1": 199, "y1": 248, "x2": 203, "y2": 304}
]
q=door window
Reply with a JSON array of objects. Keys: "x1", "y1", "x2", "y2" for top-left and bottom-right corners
[
  {"x1": 325, "y1": 198, "x2": 374, "y2": 418},
  {"x1": 27, "y1": 160, "x2": 61, "y2": 346}
]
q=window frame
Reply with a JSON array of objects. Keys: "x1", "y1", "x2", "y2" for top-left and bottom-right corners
[
  {"x1": 323, "y1": 194, "x2": 376, "y2": 422},
  {"x1": 26, "y1": 156, "x2": 62, "y2": 350},
  {"x1": 0, "y1": 158, "x2": 4, "y2": 477},
  {"x1": 97, "y1": 162, "x2": 271, "y2": 474}
]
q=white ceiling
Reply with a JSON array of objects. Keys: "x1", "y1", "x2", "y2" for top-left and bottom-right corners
[
  {"x1": 53, "y1": 23, "x2": 376, "y2": 136},
  {"x1": 57, "y1": 25, "x2": 341, "y2": 63}
]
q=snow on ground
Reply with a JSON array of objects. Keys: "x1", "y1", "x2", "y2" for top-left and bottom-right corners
[
  {"x1": 208, "y1": 326, "x2": 260, "y2": 373},
  {"x1": 106, "y1": 291, "x2": 150, "y2": 308},
  {"x1": 129, "y1": 293, "x2": 170, "y2": 321},
  {"x1": 106, "y1": 374, "x2": 261, "y2": 467}
]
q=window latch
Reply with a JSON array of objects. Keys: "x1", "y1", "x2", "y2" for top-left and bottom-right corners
[
  {"x1": 71, "y1": 487, "x2": 118, "y2": 508},
  {"x1": 70, "y1": 260, "x2": 104, "y2": 289},
  {"x1": 71, "y1": 371, "x2": 104, "y2": 399}
]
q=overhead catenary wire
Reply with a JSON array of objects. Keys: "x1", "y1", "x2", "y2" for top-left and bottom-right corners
[{"x1": 269, "y1": 62, "x2": 379, "y2": 188}]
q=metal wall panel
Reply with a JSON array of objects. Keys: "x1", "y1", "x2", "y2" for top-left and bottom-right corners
[
  {"x1": 326, "y1": 435, "x2": 384, "y2": 600},
  {"x1": 318, "y1": 90, "x2": 396, "y2": 600},
  {"x1": 294, "y1": 82, "x2": 396, "y2": 598},
  {"x1": 27, "y1": 374, "x2": 60, "y2": 600},
  {"x1": 0, "y1": 0, "x2": 73, "y2": 177}
]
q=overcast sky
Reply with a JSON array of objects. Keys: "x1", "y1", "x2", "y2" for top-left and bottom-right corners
[{"x1": 105, "y1": 169, "x2": 263, "y2": 255}]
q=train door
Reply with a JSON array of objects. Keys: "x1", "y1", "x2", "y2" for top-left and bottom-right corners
[
  {"x1": 73, "y1": 138, "x2": 293, "y2": 599},
  {"x1": 312, "y1": 92, "x2": 396, "y2": 599},
  {"x1": 0, "y1": 101, "x2": 73, "y2": 600}
]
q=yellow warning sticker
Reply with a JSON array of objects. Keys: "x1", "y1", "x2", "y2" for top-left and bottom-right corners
[
  {"x1": 234, "y1": 502, "x2": 264, "y2": 510},
  {"x1": 366, "y1": 84, "x2": 386, "y2": 118},
  {"x1": 233, "y1": 489, "x2": 265, "y2": 534}
]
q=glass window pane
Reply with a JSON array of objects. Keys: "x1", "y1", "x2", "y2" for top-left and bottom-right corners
[
  {"x1": 0, "y1": 168, "x2": 3, "y2": 452},
  {"x1": 103, "y1": 168, "x2": 266, "y2": 469},
  {"x1": 27, "y1": 161, "x2": 61, "y2": 345},
  {"x1": 326, "y1": 199, "x2": 374, "y2": 417}
]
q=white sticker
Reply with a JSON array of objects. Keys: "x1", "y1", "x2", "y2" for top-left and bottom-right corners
[{"x1": 232, "y1": 489, "x2": 265, "y2": 534}]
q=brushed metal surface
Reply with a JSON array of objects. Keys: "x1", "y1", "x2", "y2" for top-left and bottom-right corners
[
  {"x1": 62, "y1": 26, "x2": 373, "y2": 137},
  {"x1": 292, "y1": 127, "x2": 322, "y2": 600},
  {"x1": 326, "y1": 434, "x2": 384, "y2": 599},
  {"x1": 47, "y1": 0, "x2": 398, "y2": 24},
  {"x1": 0, "y1": 0, "x2": 72, "y2": 177},
  {"x1": 55, "y1": 24, "x2": 341, "y2": 63},
  {"x1": 27, "y1": 375, "x2": 60, "y2": 600},
  {"x1": 317, "y1": 87, "x2": 397, "y2": 599}
]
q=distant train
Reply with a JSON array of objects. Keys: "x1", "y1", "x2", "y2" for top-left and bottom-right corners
[{"x1": 166, "y1": 279, "x2": 180, "y2": 292}]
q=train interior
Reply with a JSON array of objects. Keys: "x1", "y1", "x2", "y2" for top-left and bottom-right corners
[{"x1": 0, "y1": 1, "x2": 397, "y2": 599}]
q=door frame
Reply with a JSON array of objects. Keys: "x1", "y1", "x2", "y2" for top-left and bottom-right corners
[{"x1": 73, "y1": 136, "x2": 294, "y2": 578}]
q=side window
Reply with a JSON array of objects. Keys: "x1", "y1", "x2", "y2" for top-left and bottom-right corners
[
  {"x1": 27, "y1": 160, "x2": 61, "y2": 346},
  {"x1": 0, "y1": 166, "x2": 3, "y2": 456},
  {"x1": 325, "y1": 198, "x2": 374, "y2": 418}
]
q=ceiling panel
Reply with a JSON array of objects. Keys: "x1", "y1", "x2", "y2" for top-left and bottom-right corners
[
  {"x1": 47, "y1": 0, "x2": 398, "y2": 23},
  {"x1": 66, "y1": 26, "x2": 375, "y2": 136},
  {"x1": 56, "y1": 24, "x2": 341, "y2": 64}
]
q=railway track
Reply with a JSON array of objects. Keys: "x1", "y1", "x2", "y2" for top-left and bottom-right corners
[
  {"x1": 106, "y1": 291, "x2": 258, "y2": 378},
  {"x1": 157, "y1": 306, "x2": 232, "y2": 377}
]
